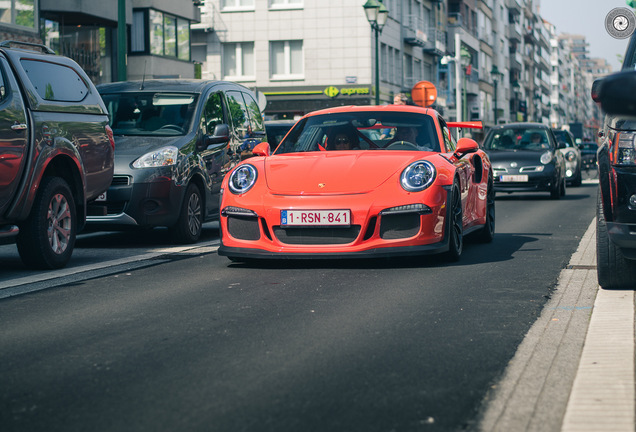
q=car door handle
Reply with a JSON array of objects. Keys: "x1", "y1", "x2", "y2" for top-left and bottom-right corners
[{"x1": 11, "y1": 123, "x2": 27, "y2": 131}]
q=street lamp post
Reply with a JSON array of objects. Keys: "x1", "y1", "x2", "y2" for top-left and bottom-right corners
[
  {"x1": 460, "y1": 48, "x2": 471, "y2": 122},
  {"x1": 363, "y1": 0, "x2": 388, "y2": 105},
  {"x1": 491, "y1": 65, "x2": 503, "y2": 125}
]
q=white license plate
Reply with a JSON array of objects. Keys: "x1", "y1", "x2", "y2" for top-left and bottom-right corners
[
  {"x1": 500, "y1": 175, "x2": 528, "y2": 182},
  {"x1": 281, "y1": 210, "x2": 351, "y2": 226},
  {"x1": 95, "y1": 192, "x2": 107, "y2": 202}
]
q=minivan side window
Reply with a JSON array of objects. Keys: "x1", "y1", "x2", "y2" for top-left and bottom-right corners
[
  {"x1": 226, "y1": 90, "x2": 251, "y2": 138},
  {"x1": 242, "y1": 91, "x2": 265, "y2": 136},
  {"x1": 203, "y1": 92, "x2": 224, "y2": 135},
  {"x1": 21, "y1": 59, "x2": 89, "y2": 102}
]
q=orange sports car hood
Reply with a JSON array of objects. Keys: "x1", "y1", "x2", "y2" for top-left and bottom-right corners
[{"x1": 262, "y1": 152, "x2": 429, "y2": 195}]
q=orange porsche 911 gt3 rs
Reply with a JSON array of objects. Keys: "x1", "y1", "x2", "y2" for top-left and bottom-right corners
[{"x1": 218, "y1": 105, "x2": 494, "y2": 262}]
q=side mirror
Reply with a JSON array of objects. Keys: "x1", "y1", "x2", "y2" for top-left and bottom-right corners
[
  {"x1": 591, "y1": 78, "x2": 603, "y2": 103},
  {"x1": 252, "y1": 141, "x2": 271, "y2": 157},
  {"x1": 593, "y1": 71, "x2": 636, "y2": 116},
  {"x1": 205, "y1": 123, "x2": 231, "y2": 146},
  {"x1": 556, "y1": 141, "x2": 566, "y2": 149},
  {"x1": 453, "y1": 137, "x2": 479, "y2": 159}
]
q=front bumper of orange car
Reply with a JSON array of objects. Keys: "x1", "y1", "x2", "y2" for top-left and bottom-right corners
[{"x1": 218, "y1": 185, "x2": 454, "y2": 259}]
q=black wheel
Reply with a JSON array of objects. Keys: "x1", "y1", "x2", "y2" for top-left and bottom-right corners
[
  {"x1": 560, "y1": 175, "x2": 567, "y2": 196},
  {"x1": 550, "y1": 176, "x2": 562, "y2": 199},
  {"x1": 474, "y1": 175, "x2": 495, "y2": 243},
  {"x1": 170, "y1": 183, "x2": 203, "y2": 244},
  {"x1": 443, "y1": 182, "x2": 463, "y2": 262},
  {"x1": 596, "y1": 191, "x2": 636, "y2": 289},
  {"x1": 16, "y1": 177, "x2": 76, "y2": 269},
  {"x1": 572, "y1": 166, "x2": 582, "y2": 186}
]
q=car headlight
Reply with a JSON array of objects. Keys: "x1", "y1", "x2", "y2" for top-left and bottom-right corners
[
  {"x1": 565, "y1": 150, "x2": 576, "y2": 162},
  {"x1": 400, "y1": 160, "x2": 436, "y2": 192},
  {"x1": 228, "y1": 164, "x2": 258, "y2": 194},
  {"x1": 540, "y1": 151, "x2": 553, "y2": 164},
  {"x1": 615, "y1": 132, "x2": 636, "y2": 165},
  {"x1": 132, "y1": 146, "x2": 178, "y2": 168}
]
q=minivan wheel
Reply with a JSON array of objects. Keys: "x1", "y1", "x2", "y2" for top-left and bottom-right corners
[
  {"x1": 596, "y1": 191, "x2": 636, "y2": 289},
  {"x1": 170, "y1": 183, "x2": 203, "y2": 244},
  {"x1": 17, "y1": 177, "x2": 76, "y2": 269}
]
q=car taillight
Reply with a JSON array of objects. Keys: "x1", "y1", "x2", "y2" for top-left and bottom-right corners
[
  {"x1": 614, "y1": 131, "x2": 636, "y2": 165},
  {"x1": 105, "y1": 124, "x2": 115, "y2": 151}
]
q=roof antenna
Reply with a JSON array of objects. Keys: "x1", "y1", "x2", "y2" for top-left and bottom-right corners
[{"x1": 140, "y1": 60, "x2": 147, "y2": 90}]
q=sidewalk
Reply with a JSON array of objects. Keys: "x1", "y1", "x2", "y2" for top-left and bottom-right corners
[{"x1": 476, "y1": 219, "x2": 635, "y2": 432}]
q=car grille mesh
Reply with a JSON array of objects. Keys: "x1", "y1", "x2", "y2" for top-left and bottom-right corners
[
  {"x1": 228, "y1": 216, "x2": 261, "y2": 241},
  {"x1": 379, "y1": 213, "x2": 420, "y2": 239},
  {"x1": 273, "y1": 226, "x2": 361, "y2": 245},
  {"x1": 111, "y1": 175, "x2": 131, "y2": 186}
]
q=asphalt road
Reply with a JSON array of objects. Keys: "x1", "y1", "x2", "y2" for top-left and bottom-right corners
[{"x1": 0, "y1": 182, "x2": 598, "y2": 432}]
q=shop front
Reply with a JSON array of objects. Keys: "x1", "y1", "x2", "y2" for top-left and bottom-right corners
[{"x1": 263, "y1": 85, "x2": 374, "y2": 119}]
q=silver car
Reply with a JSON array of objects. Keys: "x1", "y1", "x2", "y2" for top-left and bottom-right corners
[{"x1": 553, "y1": 129, "x2": 582, "y2": 186}]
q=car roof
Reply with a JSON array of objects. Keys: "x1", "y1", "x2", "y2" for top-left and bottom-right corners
[
  {"x1": 491, "y1": 122, "x2": 549, "y2": 130},
  {"x1": 301, "y1": 104, "x2": 438, "y2": 118},
  {"x1": 96, "y1": 79, "x2": 252, "y2": 94}
]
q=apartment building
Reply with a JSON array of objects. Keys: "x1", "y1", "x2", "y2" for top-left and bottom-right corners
[
  {"x1": 38, "y1": 0, "x2": 199, "y2": 84},
  {"x1": 189, "y1": 0, "x2": 602, "y2": 133},
  {"x1": 192, "y1": 0, "x2": 447, "y2": 119}
]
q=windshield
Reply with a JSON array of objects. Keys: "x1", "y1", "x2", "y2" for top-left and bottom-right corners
[
  {"x1": 101, "y1": 92, "x2": 198, "y2": 136},
  {"x1": 483, "y1": 127, "x2": 553, "y2": 151},
  {"x1": 273, "y1": 111, "x2": 440, "y2": 154},
  {"x1": 553, "y1": 130, "x2": 575, "y2": 148}
]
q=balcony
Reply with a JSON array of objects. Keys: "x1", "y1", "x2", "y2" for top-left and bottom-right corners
[
  {"x1": 422, "y1": 28, "x2": 446, "y2": 56},
  {"x1": 404, "y1": 15, "x2": 426, "y2": 47},
  {"x1": 507, "y1": 22, "x2": 521, "y2": 43},
  {"x1": 506, "y1": 0, "x2": 522, "y2": 14}
]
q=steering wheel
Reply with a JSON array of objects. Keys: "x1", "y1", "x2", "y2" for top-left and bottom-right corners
[
  {"x1": 159, "y1": 124, "x2": 185, "y2": 133},
  {"x1": 386, "y1": 141, "x2": 418, "y2": 150}
]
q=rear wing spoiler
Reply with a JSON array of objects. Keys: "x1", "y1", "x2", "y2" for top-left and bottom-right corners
[{"x1": 446, "y1": 121, "x2": 483, "y2": 129}]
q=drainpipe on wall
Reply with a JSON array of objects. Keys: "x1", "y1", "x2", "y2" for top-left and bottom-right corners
[{"x1": 117, "y1": 0, "x2": 127, "y2": 81}]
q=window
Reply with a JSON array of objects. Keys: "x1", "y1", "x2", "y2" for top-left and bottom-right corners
[
  {"x1": 132, "y1": 9, "x2": 190, "y2": 61},
  {"x1": 270, "y1": 0, "x2": 302, "y2": 7},
  {"x1": 222, "y1": 0, "x2": 254, "y2": 9},
  {"x1": 226, "y1": 90, "x2": 265, "y2": 139},
  {"x1": 270, "y1": 40, "x2": 303, "y2": 79},
  {"x1": 0, "y1": 0, "x2": 36, "y2": 30},
  {"x1": 22, "y1": 60, "x2": 88, "y2": 102},
  {"x1": 222, "y1": 42, "x2": 254, "y2": 79},
  {"x1": 203, "y1": 92, "x2": 225, "y2": 135}
]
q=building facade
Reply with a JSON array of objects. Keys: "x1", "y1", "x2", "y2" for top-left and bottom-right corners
[
  {"x1": 185, "y1": 0, "x2": 603, "y2": 136},
  {"x1": 39, "y1": 0, "x2": 199, "y2": 85}
]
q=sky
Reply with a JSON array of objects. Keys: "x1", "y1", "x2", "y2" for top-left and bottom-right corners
[{"x1": 539, "y1": 0, "x2": 630, "y2": 72}]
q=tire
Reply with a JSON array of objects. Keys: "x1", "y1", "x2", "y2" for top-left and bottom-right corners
[
  {"x1": 561, "y1": 175, "x2": 567, "y2": 196},
  {"x1": 550, "y1": 176, "x2": 563, "y2": 199},
  {"x1": 572, "y1": 166, "x2": 582, "y2": 187},
  {"x1": 170, "y1": 183, "x2": 203, "y2": 244},
  {"x1": 443, "y1": 182, "x2": 463, "y2": 262},
  {"x1": 474, "y1": 175, "x2": 495, "y2": 243},
  {"x1": 16, "y1": 177, "x2": 77, "y2": 269},
  {"x1": 596, "y1": 191, "x2": 636, "y2": 289}
]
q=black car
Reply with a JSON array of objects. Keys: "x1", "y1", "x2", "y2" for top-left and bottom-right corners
[
  {"x1": 87, "y1": 79, "x2": 266, "y2": 243},
  {"x1": 593, "y1": 32, "x2": 636, "y2": 288},
  {"x1": 481, "y1": 123, "x2": 567, "y2": 199},
  {"x1": 579, "y1": 141, "x2": 598, "y2": 171}
]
